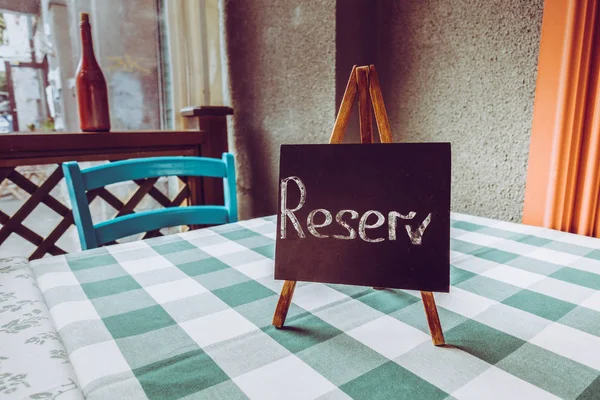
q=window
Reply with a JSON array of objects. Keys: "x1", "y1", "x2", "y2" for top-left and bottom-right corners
[
  {"x1": 0, "y1": 0, "x2": 177, "y2": 258},
  {"x1": 0, "y1": 0, "x2": 171, "y2": 133}
]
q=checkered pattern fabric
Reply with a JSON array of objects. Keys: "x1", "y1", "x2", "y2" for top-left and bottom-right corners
[{"x1": 30, "y1": 212, "x2": 600, "y2": 400}]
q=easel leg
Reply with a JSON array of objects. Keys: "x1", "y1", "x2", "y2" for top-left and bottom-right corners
[
  {"x1": 330, "y1": 65, "x2": 357, "y2": 144},
  {"x1": 273, "y1": 280, "x2": 297, "y2": 328},
  {"x1": 421, "y1": 291, "x2": 445, "y2": 346},
  {"x1": 356, "y1": 66, "x2": 374, "y2": 144}
]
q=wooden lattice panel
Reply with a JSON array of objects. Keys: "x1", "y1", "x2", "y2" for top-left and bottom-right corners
[{"x1": 0, "y1": 164, "x2": 191, "y2": 260}]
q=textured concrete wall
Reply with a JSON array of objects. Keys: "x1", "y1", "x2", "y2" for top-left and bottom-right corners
[
  {"x1": 222, "y1": 0, "x2": 337, "y2": 219},
  {"x1": 224, "y1": 0, "x2": 543, "y2": 222},
  {"x1": 375, "y1": 0, "x2": 544, "y2": 222},
  {"x1": 335, "y1": 0, "x2": 378, "y2": 144}
]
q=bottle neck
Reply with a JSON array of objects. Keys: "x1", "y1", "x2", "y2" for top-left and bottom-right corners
[{"x1": 79, "y1": 22, "x2": 99, "y2": 68}]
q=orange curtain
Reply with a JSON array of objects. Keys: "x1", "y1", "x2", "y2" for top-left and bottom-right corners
[{"x1": 523, "y1": 0, "x2": 600, "y2": 237}]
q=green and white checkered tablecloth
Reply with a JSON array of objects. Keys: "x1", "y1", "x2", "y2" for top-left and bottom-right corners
[{"x1": 30, "y1": 212, "x2": 600, "y2": 400}]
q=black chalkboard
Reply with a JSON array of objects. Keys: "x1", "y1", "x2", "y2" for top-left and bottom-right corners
[{"x1": 274, "y1": 143, "x2": 451, "y2": 292}]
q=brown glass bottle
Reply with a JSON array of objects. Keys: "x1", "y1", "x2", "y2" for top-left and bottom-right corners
[{"x1": 76, "y1": 12, "x2": 111, "y2": 132}]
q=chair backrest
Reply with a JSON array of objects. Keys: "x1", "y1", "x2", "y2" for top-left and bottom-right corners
[{"x1": 63, "y1": 153, "x2": 237, "y2": 250}]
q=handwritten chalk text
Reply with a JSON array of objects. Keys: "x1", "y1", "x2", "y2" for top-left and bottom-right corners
[{"x1": 280, "y1": 176, "x2": 432, "y2": 244}]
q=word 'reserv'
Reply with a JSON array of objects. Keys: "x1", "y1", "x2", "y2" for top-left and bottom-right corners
[{"x1": 280, "y1": 176, "x2": 432, "y2": 244}]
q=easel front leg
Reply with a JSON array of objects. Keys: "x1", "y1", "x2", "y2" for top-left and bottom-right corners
[
  {"x1": 273, "y1": 280, "x2": 297, "y2": 328},
  {"x1": 421, "y1": 291, "x2": 445, "y2": 346}
]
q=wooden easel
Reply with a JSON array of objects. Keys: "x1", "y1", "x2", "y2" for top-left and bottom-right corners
[{"x1": 272, "y1": 65, "x2": 445, "y2": 346}]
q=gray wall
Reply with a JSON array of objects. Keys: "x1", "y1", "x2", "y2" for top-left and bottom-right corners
[
  {"x1": 222, "y1": 0, "x2": 337, "y2": 219},
  {"x1": 374, "y1": 0, "x2": 544, "y2": 222},
  {"x1": 223, "y1": 0, "x2": 543, "y2": 222}
]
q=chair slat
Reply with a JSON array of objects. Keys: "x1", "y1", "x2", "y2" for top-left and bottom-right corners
[
  {"x1": 223, "y1": 153, "x2": 238, "y2": 223},
  {"x1": 94, "y1": 206, "x2": 229, "y2": 246},
  {"x1": 82, "y1": 157, "x2": 228, "y2": 191}
]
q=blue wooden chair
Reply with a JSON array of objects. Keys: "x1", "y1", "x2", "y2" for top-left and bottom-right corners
[{"x1": 62, "y1": 153, "x2": 237, "y2": 250}]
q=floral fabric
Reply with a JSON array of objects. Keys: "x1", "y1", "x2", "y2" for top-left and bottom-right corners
[{"x1": 0, "y1": 257, "x2": 83, "y2": 399}]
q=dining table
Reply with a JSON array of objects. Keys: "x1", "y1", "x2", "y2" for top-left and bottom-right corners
[{"x1": 4, "y1": 211, "x2": 600, "y2": 399}]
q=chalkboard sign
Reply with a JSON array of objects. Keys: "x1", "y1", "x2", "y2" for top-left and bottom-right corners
[{"x1": 274, "y1": 143, "x2": 451, "y2": 293}]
